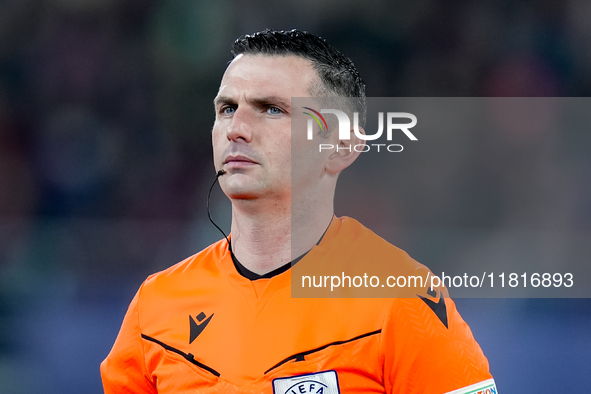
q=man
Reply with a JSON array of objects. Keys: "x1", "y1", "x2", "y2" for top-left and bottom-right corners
[{"x1": 101, "y1": 29, "x2": 496, "y2": 393}]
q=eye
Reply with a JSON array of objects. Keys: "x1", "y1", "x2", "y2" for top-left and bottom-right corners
[
  {"x1": 221, "y1": 106, "x2": 236, "y2": 115},
  {"x1": 267, "y1": 106, "x2": 282, "y2": 115}
]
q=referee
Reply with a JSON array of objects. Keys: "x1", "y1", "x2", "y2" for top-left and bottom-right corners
[{"x1": 101, "y1": 29, "x2": 496, "y2": 394}]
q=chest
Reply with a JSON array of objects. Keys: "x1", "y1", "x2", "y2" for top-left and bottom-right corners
[{"x1": 140, "y1": 290, "x2": 388, "y2": 392}]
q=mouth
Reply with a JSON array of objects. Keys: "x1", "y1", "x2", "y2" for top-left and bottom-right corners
[{"x1": 223, "y1": 155, "x2": 258, "y2": 168}]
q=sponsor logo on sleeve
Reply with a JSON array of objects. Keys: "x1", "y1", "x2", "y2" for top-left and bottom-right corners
[
  {"x1": 273, "y1": 370, "x2": 340, "y2": 394},
  {"x1": 445, "y1": 378, "x2": 498, "y2": 394}
]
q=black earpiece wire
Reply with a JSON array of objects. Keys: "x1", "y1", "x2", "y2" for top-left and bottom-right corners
[{"x1": 207, "y1": 170, "x2": 236, "y2": 259}]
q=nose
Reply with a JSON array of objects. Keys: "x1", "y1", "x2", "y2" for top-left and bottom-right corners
[{"x1": 226, "y1": 107, "x2": 254, "y2": 143}]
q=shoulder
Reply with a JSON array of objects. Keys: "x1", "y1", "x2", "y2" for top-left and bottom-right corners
[
  {"x1": 330, "y1": 216, "x2": 421, "y2": 265},
  {"x1": 331, "y1": 217, "x2": 432, "y2": 290},
  {"x1": 138, "y1": 239, "x2": 229, "y2": 302},
  {"x1": 302, "y1": 216, "x2": 435, "y2": 298}
]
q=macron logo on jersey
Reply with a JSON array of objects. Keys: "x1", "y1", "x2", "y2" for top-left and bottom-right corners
[
  {"x1": 273, "y1": 370, "x2": 340, "y2": 394},
  {"x1": 189, "y1": 312, "x2": 214, "y2": 344},
  {"x1": 418, "y1": 289, "x2": 448, "y2": 329}
]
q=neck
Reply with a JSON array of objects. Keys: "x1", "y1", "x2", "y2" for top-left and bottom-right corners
[{"x1": 229, "y1": 188, "x2": 334, "y2": 275}]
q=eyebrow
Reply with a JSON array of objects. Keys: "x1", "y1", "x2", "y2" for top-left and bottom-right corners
[
  {"x1": 213, "y1": 96, "x2": 235, "y2": 107},
  {"x1": 213, "y1": 95, "x2": 291, "y2": 110}
]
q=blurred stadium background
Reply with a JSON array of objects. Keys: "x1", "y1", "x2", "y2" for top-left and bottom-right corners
[{"x1": 0, "y1": 0, "x2": 590, "y2": 392}]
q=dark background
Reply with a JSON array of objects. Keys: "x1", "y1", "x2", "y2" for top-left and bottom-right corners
[{"x1": 0, "y1": 0, "x2": 590, "y2": 392}]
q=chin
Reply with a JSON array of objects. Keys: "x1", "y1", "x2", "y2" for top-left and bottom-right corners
[
  {"x1": 226, "y1": 191, "x2": 258, "y2": 200},
  {"x1": 221, "y1": 177, "x2": 288, "y2": 201},
  {"x1": 221, "y1": 183, "x2": 261, "y2": 200}
]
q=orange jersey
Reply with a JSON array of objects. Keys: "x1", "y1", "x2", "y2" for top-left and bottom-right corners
[{"x1": 101, "y1": 217, "x2": 496, "y2": 393}]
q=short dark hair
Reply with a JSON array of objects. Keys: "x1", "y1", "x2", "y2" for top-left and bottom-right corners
[{"x1": 232, "y1": 29, "x2": 366, "y2": 128}]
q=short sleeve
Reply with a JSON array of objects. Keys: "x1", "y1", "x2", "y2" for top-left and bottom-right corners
[
  {"x1": 381, "y1": 296, "x2": 495, "y2": 394},
  {"x1": 101, "y1": 288, "x2": 156, "y2": 394}
]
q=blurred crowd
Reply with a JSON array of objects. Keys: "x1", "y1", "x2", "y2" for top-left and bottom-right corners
[{"x1": 0, "y1": 0, "x2": 590, "y2": 392}]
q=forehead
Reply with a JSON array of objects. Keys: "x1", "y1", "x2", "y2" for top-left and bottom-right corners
[{"x1": 216, "y1": 54, "x2": 319, "y2": 100}]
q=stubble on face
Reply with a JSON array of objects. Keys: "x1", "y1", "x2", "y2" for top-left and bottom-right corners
[{"x1": 212, "y1": 54, "x2": 322, "y2": 203}]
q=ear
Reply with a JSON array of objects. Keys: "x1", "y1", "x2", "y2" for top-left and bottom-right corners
[{"x1": 325, "y1": 127, "x2": 365, "y2": 175}]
